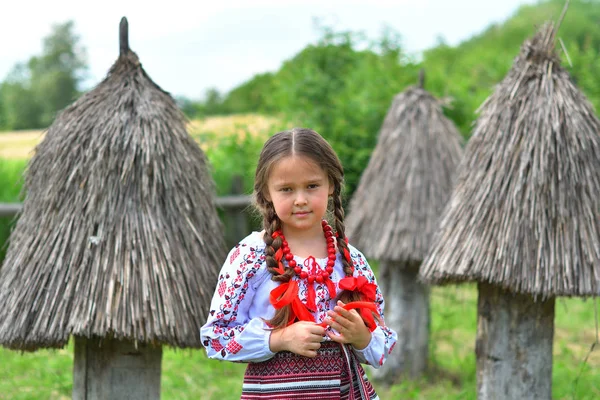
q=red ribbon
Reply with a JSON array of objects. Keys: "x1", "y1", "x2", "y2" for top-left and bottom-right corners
[
  {"x1": 305, "y1": 277, "x2": 337, "y2": 312},
  {"x1": 269, "y1": 280, "x2": 314, "y2": 325},
  {"x1": 274, "y1": 247, "x2": 283, "y2": 262},
  {"x1": 270, "y1": 282, "x2": 381, "y2": 331},
  {"x1": 338, "y1": 276, "x2": 377, "y2": 301},
  {"x1": 342, "y1": 237, "x2": 352, "y2": 267},
  {"x1": 307, "y1": 285, "x2": 316, "y2": 311}
]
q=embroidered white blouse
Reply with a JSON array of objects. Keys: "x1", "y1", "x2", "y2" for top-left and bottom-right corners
[{"x1": 200, "y1": 231, "x2": 397, "y2": 366}]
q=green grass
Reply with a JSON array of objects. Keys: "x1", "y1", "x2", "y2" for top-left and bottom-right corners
[
  {"x1": 0, "y1": 158, "x2": 27, "y2": 263},
  {"x1": 0, "y1": 285, "x2": 597, "y2": 399},
  {"x1": 0, "y1": 158, "x2": 25, "y2": 201}
]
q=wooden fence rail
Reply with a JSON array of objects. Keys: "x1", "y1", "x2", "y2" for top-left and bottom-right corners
[
  {"x1": 0, "y1": 196, "x2": 252, "y2": 217},
  {"x1": 0, "y1": 193, "x2": 254, "y2": 248}
]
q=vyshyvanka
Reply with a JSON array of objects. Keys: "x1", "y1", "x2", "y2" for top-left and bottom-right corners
[{"x1": 200, "y1": 232, "x2": 397, "y2": 400}]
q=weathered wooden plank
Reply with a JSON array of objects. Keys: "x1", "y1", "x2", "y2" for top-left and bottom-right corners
[
  {"x1": 73, "y1": 336, "x2": 162, "y2": 400},
  {"x1": 0, "y1": 203, "x2": 21, "y2": 218},
  {"x1": 0, "y1": 194, "x2": 252, "y2": 218},
  {"x1": 476, "y1": 283, "x2": 555, "y2": 400},
  {"x1": 371, "y1": 262, "x2": 429, "y2": 381}
]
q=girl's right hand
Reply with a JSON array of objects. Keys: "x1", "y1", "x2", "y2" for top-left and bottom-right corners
[{"x1": 269, "y1": 321, "x2": 326, "y2": 358}]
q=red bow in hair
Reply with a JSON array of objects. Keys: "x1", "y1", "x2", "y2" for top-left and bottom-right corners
[
  {"x1": 269, "y1": 280, "x2": 314, "y2": 325},
  {"x1": 338, "y1": 275, "x2": 377, "y2": 301},
  {"x1": 338, "y1": 276, "x2": 380, "y2": 332}
]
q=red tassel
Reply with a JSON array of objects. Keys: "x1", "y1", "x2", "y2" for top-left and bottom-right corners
[
  {"x1": 306, "y1": 284, "x2": 316, "y2": 311},
  {"x1": 291, "y1": 297, "x2": 314, "y2": 322},
  {"x1": 269, "y1": 280, "x2": 314, "y2": 326},
  {"x1": 325, "y1": 279, "x2": 336, "y2": 299}
]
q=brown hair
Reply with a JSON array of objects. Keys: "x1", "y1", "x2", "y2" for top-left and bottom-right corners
[{"x1": 253, "y1": 128, "x2": 361, "y2": 329}]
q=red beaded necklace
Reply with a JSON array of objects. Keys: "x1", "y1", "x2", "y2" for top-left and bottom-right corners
[
  {"x1": 269, "y1": 220, "x2": 382, "y2": 331},
  {"x1": 272, "y1": 220, "x2": 337, "y2": 310},
  {"x1": 277, "y1": 220, "x2": 335, "y2": 279}
]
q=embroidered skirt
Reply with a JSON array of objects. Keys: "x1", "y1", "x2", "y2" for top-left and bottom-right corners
[{"x1": 241, "y1": 342, "x2": 378, "y2": 400}]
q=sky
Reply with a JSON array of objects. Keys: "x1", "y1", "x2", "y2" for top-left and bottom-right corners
[{"x1": 0, "y1": 0, "x2": 539, "y2": 100}]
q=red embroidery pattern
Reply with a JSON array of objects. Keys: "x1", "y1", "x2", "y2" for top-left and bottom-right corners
[
  {"x1": 218, "y1": 280, "x2": 227, "y2": 297},
  {"x1": 388, "y1": 341, "x2": 396, "y2": 354},
  {"x1": 206, "y1": 243, "x2": 264, "y2": 356},
  {"x1": 230, "y1": 247, "x2": 241, "y2": 264},
  {"x1": 204, "y1": 240, "x2": 396, "y2": 366},
  {"x1": 211, "y1": 339, "x2": 224, "y2": 352},
  {"x1": 226, "y1": 339, "x2": 243, "y2": 354}
]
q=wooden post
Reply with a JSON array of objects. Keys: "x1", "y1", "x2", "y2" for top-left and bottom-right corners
[
  {"x1": 73, "y1": 336, "x2": 162, "y2": 400},
  {"x1": 476, "y1": 283, "x2": 555, "y2": 400},
  {"x1": 223, "y1": 175, "x2": 249, "y2": 248},
  {"x1": 372, "y1": 261, "x2": 430, "y2": 382}
]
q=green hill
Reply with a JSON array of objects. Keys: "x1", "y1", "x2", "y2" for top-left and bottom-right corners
[{"x1": 221, "y1": 0, "x2": 600, "y2": 196}]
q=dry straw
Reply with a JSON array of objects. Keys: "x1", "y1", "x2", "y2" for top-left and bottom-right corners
[
  {"x1": 346, "y1": 76, "x2": 463, "y2": 264},
  {"x1": 0, "y1": 18, "x2": 225, "y2": 350},
  {"x1": 419, "y1": 22, "x2": 600, "y2": 298}
]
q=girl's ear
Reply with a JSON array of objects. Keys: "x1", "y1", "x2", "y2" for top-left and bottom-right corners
[{"x1": 328, "y1": 184, "x2": 334, "y2": 196}]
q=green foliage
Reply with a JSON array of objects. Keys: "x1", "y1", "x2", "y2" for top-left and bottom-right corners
[
  {"x1": 221, "y1": 72, "x2": 277, "y2": 114},
  {"x1": 422, "y1": 0, "x2": 600, "y2": 135},
  {"x1": 0, "y1": 21, "x2": 87, "y2": 130},
  {"x1": 250, "y1": 25, "x2": 419, "y2": 196},
  {"x1": 0, "y1": 158, "x2": 26, "y2": 264},
  {"x1": 214, "y1": 0, "x2": 600, "y2": 199},
  {"x1": 197, "y1": 131, "x2": 262, "y2": 196},
  {"x1": 0, "y1": 65, "x2": 42, "y2": 130},
  {"x1": 194, "y1": 120, "x2": 286, "y2": 196}
]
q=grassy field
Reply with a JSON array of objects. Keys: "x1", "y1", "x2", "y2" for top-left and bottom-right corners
[
  {"x1": 0, "y1": 117, "x2": 599, "y2": 398},
  {"x1": 0, "y1": 285, "x2": 598, "y2": 400},
  {"x1": 0, "y1": 114, "x2": 280, "y2": 160}
]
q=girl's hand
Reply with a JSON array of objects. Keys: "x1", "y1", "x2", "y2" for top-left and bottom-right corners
[
  {"x1": 269, "y1": 321, "x2": 326, "y2": 358},
  {"x1": 325, "y1": 300, "x2": 372, "y2": 350}
]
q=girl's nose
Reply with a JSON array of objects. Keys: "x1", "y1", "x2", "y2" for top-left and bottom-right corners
[{"x1": 294, "y1": 193, "x2": 308, "y2": 205}]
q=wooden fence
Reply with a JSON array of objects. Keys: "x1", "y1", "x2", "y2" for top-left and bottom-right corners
[{"x1": 0, "y1": 176, "x2": 255, "y2": 249}]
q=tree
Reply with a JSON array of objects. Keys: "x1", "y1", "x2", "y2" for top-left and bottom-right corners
[
  {"x1": 0, "y1": 64, "x2": 41, "y2": 130},
  {"x1": 0, "y1": 21, "x2": 88, "y2": 130},
  {"x1": 28, "y1": 21, "x2": 88, "y2": 127}
]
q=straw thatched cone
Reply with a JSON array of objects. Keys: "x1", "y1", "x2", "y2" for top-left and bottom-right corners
[
  {"x1": 347, "y1": 83, "x2": 463, "y2": 381},
  {"x1": 420, "y1": 23, "x2": 600, "y2": 400},
  {"x1": 0, "y1": 18, "x2": 225, "y2": 399}
]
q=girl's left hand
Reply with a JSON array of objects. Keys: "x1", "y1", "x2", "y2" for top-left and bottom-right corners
[{"x1": 325, "y1": 300, "x2": 372, "y2": 350}]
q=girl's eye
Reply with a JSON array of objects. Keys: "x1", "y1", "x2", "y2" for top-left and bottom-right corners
[
  {"x1": 308, "y1": 184, "x2": 319, "y2": 189},
  {"x1": 280, "y1": 187, "x2": 291, "y2": 192}
]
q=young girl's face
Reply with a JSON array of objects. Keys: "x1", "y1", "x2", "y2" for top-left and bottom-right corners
[{"x1": 266, "y1": 155, "x2": 333, "y2": 235}]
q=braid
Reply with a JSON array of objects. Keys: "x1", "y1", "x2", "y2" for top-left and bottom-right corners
[
  {"x1": 261, "y1": 202, "x2": 294, "y2": 328},
  {"x1": 332, "y1": 184, "x2": 353, "y2": 276},
  {"x1": 332, "y1": 183, "x2": 362, "y2": 304},
  {"x1": 262, "y1": 204, "x2": 294, "y2": 282}
]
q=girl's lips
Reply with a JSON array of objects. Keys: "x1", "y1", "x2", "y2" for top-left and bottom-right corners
[{"x1": 294, "y1": 211, "x2": 311, "y2": 216}]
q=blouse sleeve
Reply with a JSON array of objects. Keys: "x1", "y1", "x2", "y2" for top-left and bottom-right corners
[
  {"x1": 200, "y1": 239, "x2": 275, "y2": 363},
  {"x1": 348, "y1": 247, "x2": 398, "y2": 368}
]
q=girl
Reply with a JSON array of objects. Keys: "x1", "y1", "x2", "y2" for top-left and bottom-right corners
[{"x1": 201, "y1": 128, "x2": 397, "y2": 399}]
